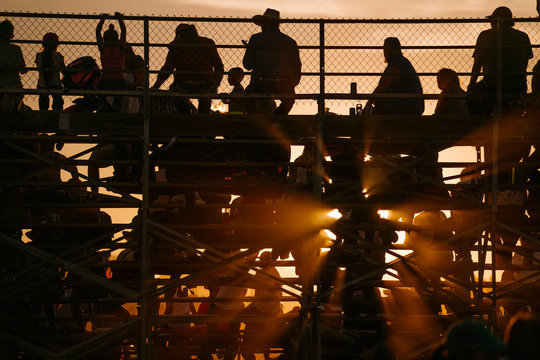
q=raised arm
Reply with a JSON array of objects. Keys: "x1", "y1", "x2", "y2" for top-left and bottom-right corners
[
  {"x1": 115, "y1": 12, "x2": 126, "y2": 43},
  {"x1": 96, "y1": 15, "x2": 106, "y2": 52}
]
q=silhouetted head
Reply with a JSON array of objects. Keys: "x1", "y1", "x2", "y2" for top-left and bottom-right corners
[
  {"x1": 505, "y1": 312, "x2": 540, "y2": 360},
  {"x1": 42, "y1": 32, "x2": 59, "y2": 51},
  {"x1": 253, "y1": 8, "x2": 280, "y2": 31},
  {"x1": 445, "y1": 320, "x2": 503, "y2": 360},
  {"x1": 175, "y1": 23, "x2": 199, "y2": 42},
  {"x1": 0, "y1": 19, "x2": 14, "y2": 41},
  {"x1": 103, "y1": 24, "x2": 119, "y2": 43},
  {"x1": 227, "y1": 67, "x2": 244, "y2": 86},
  {"x1": 437, "y1": 68, "x2": 460, "y2": 90},
  {"x1": 383, "y1": 37, "x2": 402, "y2": 62},
  {"x1": 487, "y1": 6, "x2": 515, "y2": 27}
]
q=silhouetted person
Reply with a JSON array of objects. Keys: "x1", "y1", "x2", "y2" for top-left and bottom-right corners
[
  {"x1": 35, "y1": 32, "x2": 65, "y2": 110},
  {"x1": 0, "y1": 19, "x2": 27, "y2": 111},
  {"x1": 443, "y1": 320, "x2": 503, "y2": 360},
  {"x1": 365, "y1": 37, "x2": 424, "y2": 116},
  {"x1": 435, "y1": 68, "x2": 468, "y2": 116},
  {"x1": 225, "y1": 67, "x2": 245, "y2": 113},
  {"x1": 468, "y1": 6, "x2": 532, "y2": 114},
  {"x1": 151, "y1": 23, "x2": 224, "y2": 114},
  {"x1": 96, "y1": 12, "x2": 127, "y2": 112},
  {"x1": 243, "y1": 8, "x2": 301, "y2": 115},
  {"x1": 242, "y1": 251, "x2": 282, "y2": 360},
  {"x1": 469, "y1": 7, "x2": 533, "y2": 187},
  {"x1": 418, "y1": 68, "x2": 469, "y2": 181},
  {"x1": 504, "y1": 312, "x2": 540, "y2": 360}
]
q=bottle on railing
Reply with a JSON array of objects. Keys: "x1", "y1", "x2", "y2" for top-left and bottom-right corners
[{"x1": 356, "y1": 103, "x2": 363, "y2": 115}]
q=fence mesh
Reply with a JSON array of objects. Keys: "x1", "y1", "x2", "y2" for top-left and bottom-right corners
[{"x1": 3, "y1": 13, "x2": 540, "y2": 114}]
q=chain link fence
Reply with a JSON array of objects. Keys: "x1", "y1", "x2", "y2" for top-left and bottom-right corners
[{"x1": 3, "y1": 13, "x2": 540, "y2": 114}]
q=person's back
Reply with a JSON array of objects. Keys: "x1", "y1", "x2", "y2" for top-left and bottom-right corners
[
  {"x1": 384, "y1": 54, "x2": 424, "y2": 115},
  {"x1": 473, "y1": 25, "x2": 532, "y2": 94},
  {"x1": 168, "y1": 35, "x2": 223, "y2": 85},
  {"x1": 35, "y1": 32, "x2": 65, "y2": 110},
  {"x1": 242, "y1": 9, "x2": 301, "y2": 115},
  {"x1": 0, "y1": 20, "x2": 27, "y2": 91},
  {"x1": 469, "y1": 6, "x2": 533, "y2": 97},
  {"x1": 366, "y1": 37, "x2": 424, "y2": 116},
  {"x1": 243, "y1": 30, "x2": 300, "y2": 84},
  {"x1": 435, "y1": 68, "x2": 468, "y2": 116},
  {"x1": 0, "y1": 43, "x2": 25, "y2": 89}
]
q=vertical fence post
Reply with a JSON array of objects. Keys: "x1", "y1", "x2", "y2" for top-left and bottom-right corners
[
  {"x1": 490, "y1": 17, "x2": 502, "y2": 326},
  {"x1": 310, "y1": 20, "x2": 325, "y2": 360},
  {"x1": 139, "y1": 16, "x2": 151, "y2": 360}
]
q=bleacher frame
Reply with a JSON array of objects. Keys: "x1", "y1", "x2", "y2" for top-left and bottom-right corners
[{"x1": 0, "y1": 11, "x2": 539, "y2": 360}]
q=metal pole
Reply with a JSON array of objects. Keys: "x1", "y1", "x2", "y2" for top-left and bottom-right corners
[
  {"x1": 138, "y1": 17, "x2": 152, "y2": 360},
  {"x1": 310, "y1": 20, "x2": 325, "y2": 360},
  {"x1": 490, "y1": 18, "x2": 502, "y2": 327}
]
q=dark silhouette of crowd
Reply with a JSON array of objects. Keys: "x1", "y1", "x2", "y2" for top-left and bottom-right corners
[{"x1": 0, "y1": 5, "x2": 540, "y2": 360}]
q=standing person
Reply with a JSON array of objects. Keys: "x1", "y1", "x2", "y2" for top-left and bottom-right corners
[
  {"x1": 243, "y1": 8, "x2": 302, "y2": 115},
  {"x1": 0, "y1": 19, "x2": 27, "y2": 111},
  {"x1": 96, "y1": 12, "x2": 126, "y2": 112},
  {"x1": 365, "y1": 37, "x2": 424, "y2": 116},
  {"x1": 151, "y1": 23, "x2": 223, "y2": 114},
  {"x1": 468, "y1": 6, "x2": 533, "y2": 184},
  {"x1": 35, "y1": 32, "x2": 65, "y2": 110},
  {"x1": 468, "y1": 6, "x2": 533, "y2": 113}
]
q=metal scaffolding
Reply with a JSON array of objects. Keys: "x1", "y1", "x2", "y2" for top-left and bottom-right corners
[{"x1": 0, "y1": 11, "x2": 539, "y2": 360}]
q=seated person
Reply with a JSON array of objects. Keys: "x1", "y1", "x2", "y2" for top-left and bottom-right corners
[
  {"x1": 365, "y1": 37, "x2": 424, "y2": 116},
  {"x1": 434, "y1": 68, "x2": 468, "y2": 116},
  {"x1": 224, "y1": 67, "x2": 245, "y2": 113}
]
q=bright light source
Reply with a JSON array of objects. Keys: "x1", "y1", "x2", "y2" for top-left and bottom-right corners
[
  {"x1": 328, "y1": 209, "x2": 342, "y2": 219},
  {"x1": 378, "y1": 210, "x2": 390, "y2": 219},
  {"x1": 324, "y1": 229, "x2": 337, "y2": 240},
  {"x1": 211, "y1": 100, "x2": 228, "y2": 113}
]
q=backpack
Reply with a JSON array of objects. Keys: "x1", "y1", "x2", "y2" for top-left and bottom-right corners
[{"x1": 61, "y1": 56, "x2": 101, "y2": 90}]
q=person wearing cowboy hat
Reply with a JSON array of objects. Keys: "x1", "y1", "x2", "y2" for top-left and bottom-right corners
[{"x1": 242, "y1": 8, "x2": 301, "y2": 114}]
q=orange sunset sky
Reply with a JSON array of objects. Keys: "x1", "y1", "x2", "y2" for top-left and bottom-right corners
[{"x1": 1, "y1": 0, "x2": 537, "y2": 19}]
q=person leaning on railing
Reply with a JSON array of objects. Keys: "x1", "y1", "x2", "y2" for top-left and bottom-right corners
[
  {"x1": 151, "y1": 23, "x2": 224, "y2": 114},
  {"x1": 364, "y1": 37, "x2": 424, "y2": 116}
]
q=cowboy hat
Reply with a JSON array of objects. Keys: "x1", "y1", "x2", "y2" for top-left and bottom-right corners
[{"x1": 253, "y1": 8, "x2": 280, "y2": 25}]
